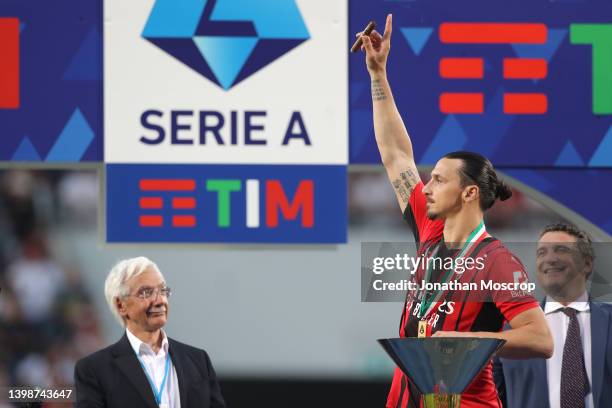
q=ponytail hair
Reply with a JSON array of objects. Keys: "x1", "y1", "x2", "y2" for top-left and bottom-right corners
[{"x1": 443, "y1": 151, "x2": 512, "y2": 210}]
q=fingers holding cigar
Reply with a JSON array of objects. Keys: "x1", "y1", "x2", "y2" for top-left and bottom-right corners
[
  {"x1": 355, "y1": 30, "x2": 383, "y2": 51},
  {"x1": 355, "y1": 14, "x2": 393, "y2": 75},
  {"x1": 351, "y1": 14, "x2": 393, "y2": 54},
  {"x1": 354, "y1": 29, "x2": 382, "y2": 40},
  {"x1": 360, "y1": 35, "x2": 373, "y2": 55},
  {"x1": 350, "y1": 20, "x2": 376, "y2": 53}
]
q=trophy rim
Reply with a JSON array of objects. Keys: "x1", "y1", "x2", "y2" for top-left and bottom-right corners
[
  {"x1": 377, "y1": 336, "x2": 507, "y2": 395},
  {"x1": 377, "y1": 336, "x2": 507, "y2": 342}
]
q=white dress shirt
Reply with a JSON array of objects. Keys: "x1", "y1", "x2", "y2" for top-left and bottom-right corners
[
  {"x1": 544, "y1": 291, "x2": 593, "y2": 408},
  {"x1": 126, "y1": 328, "x2": 181, "y2": 408}
]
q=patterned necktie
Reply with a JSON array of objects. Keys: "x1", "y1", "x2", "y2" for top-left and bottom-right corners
[{"x1": 560, "y1": 307, "x2": 590, "y2": 408}]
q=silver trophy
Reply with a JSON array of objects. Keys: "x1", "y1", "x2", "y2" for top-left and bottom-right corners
[{"x1": 378, "y1": 337, "x2": 506, "y2": 407}]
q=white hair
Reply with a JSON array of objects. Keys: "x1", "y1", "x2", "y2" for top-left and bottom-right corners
[{"x1": 104, "y1": 256, "x2": 163, "y2": 326}]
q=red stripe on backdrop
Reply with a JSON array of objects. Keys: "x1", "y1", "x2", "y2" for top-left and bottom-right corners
[
  {"x1": 139, "y1": 215, "x2": 163, "y2": 227},
  {"x1": 139, "y1": 197, "x2": 163, "y2": 209},
  {"x1": 439, "y1": 23, "x2": 547, "y2": 44},
  {"x1": 504, "y1": 93, "x2": 548, "y2": 114},
  {"x1": 172, "y1": 215, "x2": 196, "y2": 227},
  {"x1": 439, "y1": 93, "x2": 484, "y2": 114},
  {"x1": 0, "y1": 18, "x2": 20, "y2": 109},
  {"x1": 503, "y1": 58, "x2": 548, "y2": 79},
  {"x1": 172, "y1": 197, "x2": 196, "y2": 209},
  {"x1": 440, "y1": 58, "x2": 484, "y2": 79},
  {"x1": 139, "y1": 179, "x2": 196, "y2": 191}
]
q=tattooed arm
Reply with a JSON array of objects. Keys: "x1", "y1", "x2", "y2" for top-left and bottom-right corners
[{"x1": 360, "y1": 14, "x2": 421, "y2": 212}]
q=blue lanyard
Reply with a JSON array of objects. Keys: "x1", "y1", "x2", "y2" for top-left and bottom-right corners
[{"x1": 138, "y1": 353, "x2": 171, "y2": 405}]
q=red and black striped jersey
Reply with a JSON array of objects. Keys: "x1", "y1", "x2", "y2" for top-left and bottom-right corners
[{"x1": 386, "y1": 182, "x2": 539, "y2": 408}]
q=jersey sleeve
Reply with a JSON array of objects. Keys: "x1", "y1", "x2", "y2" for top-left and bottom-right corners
[
  {"x1": 402, "y1": 181, "x2": 444, "y2": 244},
  {"x1": 485, "y1": 251, "x2": 539, "y2": 322}
]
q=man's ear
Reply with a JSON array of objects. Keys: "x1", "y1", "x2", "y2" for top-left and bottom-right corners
[
  {"x1": 463, "y1": 185, "x2": 479, "y2": 203},
  {"x1": 116, "y1": 297, "x2": 128, "y2": 318}
]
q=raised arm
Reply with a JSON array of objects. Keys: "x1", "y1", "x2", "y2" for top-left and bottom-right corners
[{"x1": 360, "y1": 14, "x2": 421, "y2": 213}]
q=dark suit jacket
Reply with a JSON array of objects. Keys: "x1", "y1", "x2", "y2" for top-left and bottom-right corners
[
  {"x1": 494, "y1": 300, "x2": 612, "y2": 408},
  {"x1": 74, "y1": 334, "x2": 226, "y2": 408}
]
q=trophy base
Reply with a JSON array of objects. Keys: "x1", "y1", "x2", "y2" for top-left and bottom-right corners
[{"x1": 422, "y1": 393, "x2": 461, "y2": 408}]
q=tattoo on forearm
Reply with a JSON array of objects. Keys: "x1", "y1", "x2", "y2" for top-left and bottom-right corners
[
  {"x1": 371, "y1": 79, "x2": 387, "y2": 101},
  {"x1": 392, "y1": 168, "x2": 419, "y2": 203}
]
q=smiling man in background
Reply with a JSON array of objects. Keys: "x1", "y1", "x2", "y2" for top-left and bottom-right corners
[
  {"x1": 496, "y1": 223, "x2": 612, "y2": 408},
  {"x1": 74, "y1": 256, "x2": 225, "y2": 408}
]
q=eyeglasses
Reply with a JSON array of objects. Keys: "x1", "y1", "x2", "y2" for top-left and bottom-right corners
[{"x1": 130, "y1": 286, "x2": 172, "y2": 300}]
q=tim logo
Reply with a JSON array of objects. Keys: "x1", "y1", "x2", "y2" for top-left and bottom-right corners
[
  {"x1": 137, "y1": 178, "x2": 314, "y2": 229},
  {"x1": 0, "y1": 18, "x2": 19, "y2": 109},
  {"x1": 106, "y1": 164, "x2": 346, "y2": 243},
  {"x1": 434, "y1": 22, "x2": 612, "y2": 115},
  {"x1": 142, "y1": 0, "x2": 310, "y2": 90}
]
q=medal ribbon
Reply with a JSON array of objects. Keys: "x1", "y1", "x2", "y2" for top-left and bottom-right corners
[
  {"x1": 138, "y1": 352, "x2": 171, "y2": 406},
  {"x1": 417, "y1": 221, "x2": 487, "y2": 320}
]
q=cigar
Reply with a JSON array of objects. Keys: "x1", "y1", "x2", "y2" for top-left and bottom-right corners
[{"x1": 350, "y1": 20, "x2": 376, "y2": 53}]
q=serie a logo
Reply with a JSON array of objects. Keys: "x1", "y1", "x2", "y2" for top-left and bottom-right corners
[{"x1": 141, "y1": 0, "x2": 310, "y2": 90}]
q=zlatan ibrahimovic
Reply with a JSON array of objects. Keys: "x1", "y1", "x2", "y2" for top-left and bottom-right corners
[{"x1": 357, "y1": 14, "x2": 554, "y2": 408}]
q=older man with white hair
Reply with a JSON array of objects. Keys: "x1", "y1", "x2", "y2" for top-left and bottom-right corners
[{"x1": 74, "y1": 256, "x2": 225, "y2": 408}]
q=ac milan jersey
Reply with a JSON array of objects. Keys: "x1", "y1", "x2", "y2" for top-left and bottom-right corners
[{"x1": 386, "y1": 182, "x2": 538, "y2": 408}]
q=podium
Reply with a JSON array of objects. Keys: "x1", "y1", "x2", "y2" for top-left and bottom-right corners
[{"x1": 378, "y1": 337, "x2": 506, "y2": 407}]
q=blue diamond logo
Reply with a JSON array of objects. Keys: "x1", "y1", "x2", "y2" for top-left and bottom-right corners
[{"x1": 142, "y1": 0, "x2": 310, "y2": 90}]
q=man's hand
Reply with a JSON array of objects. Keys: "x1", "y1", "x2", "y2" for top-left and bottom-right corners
[{"x1": 357, "y1": 14, "x2": 392, "y2": 76}]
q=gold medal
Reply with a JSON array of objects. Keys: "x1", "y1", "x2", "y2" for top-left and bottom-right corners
[{"x1": 418, "y1": 320, "x2": 427, "y2": 338}]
